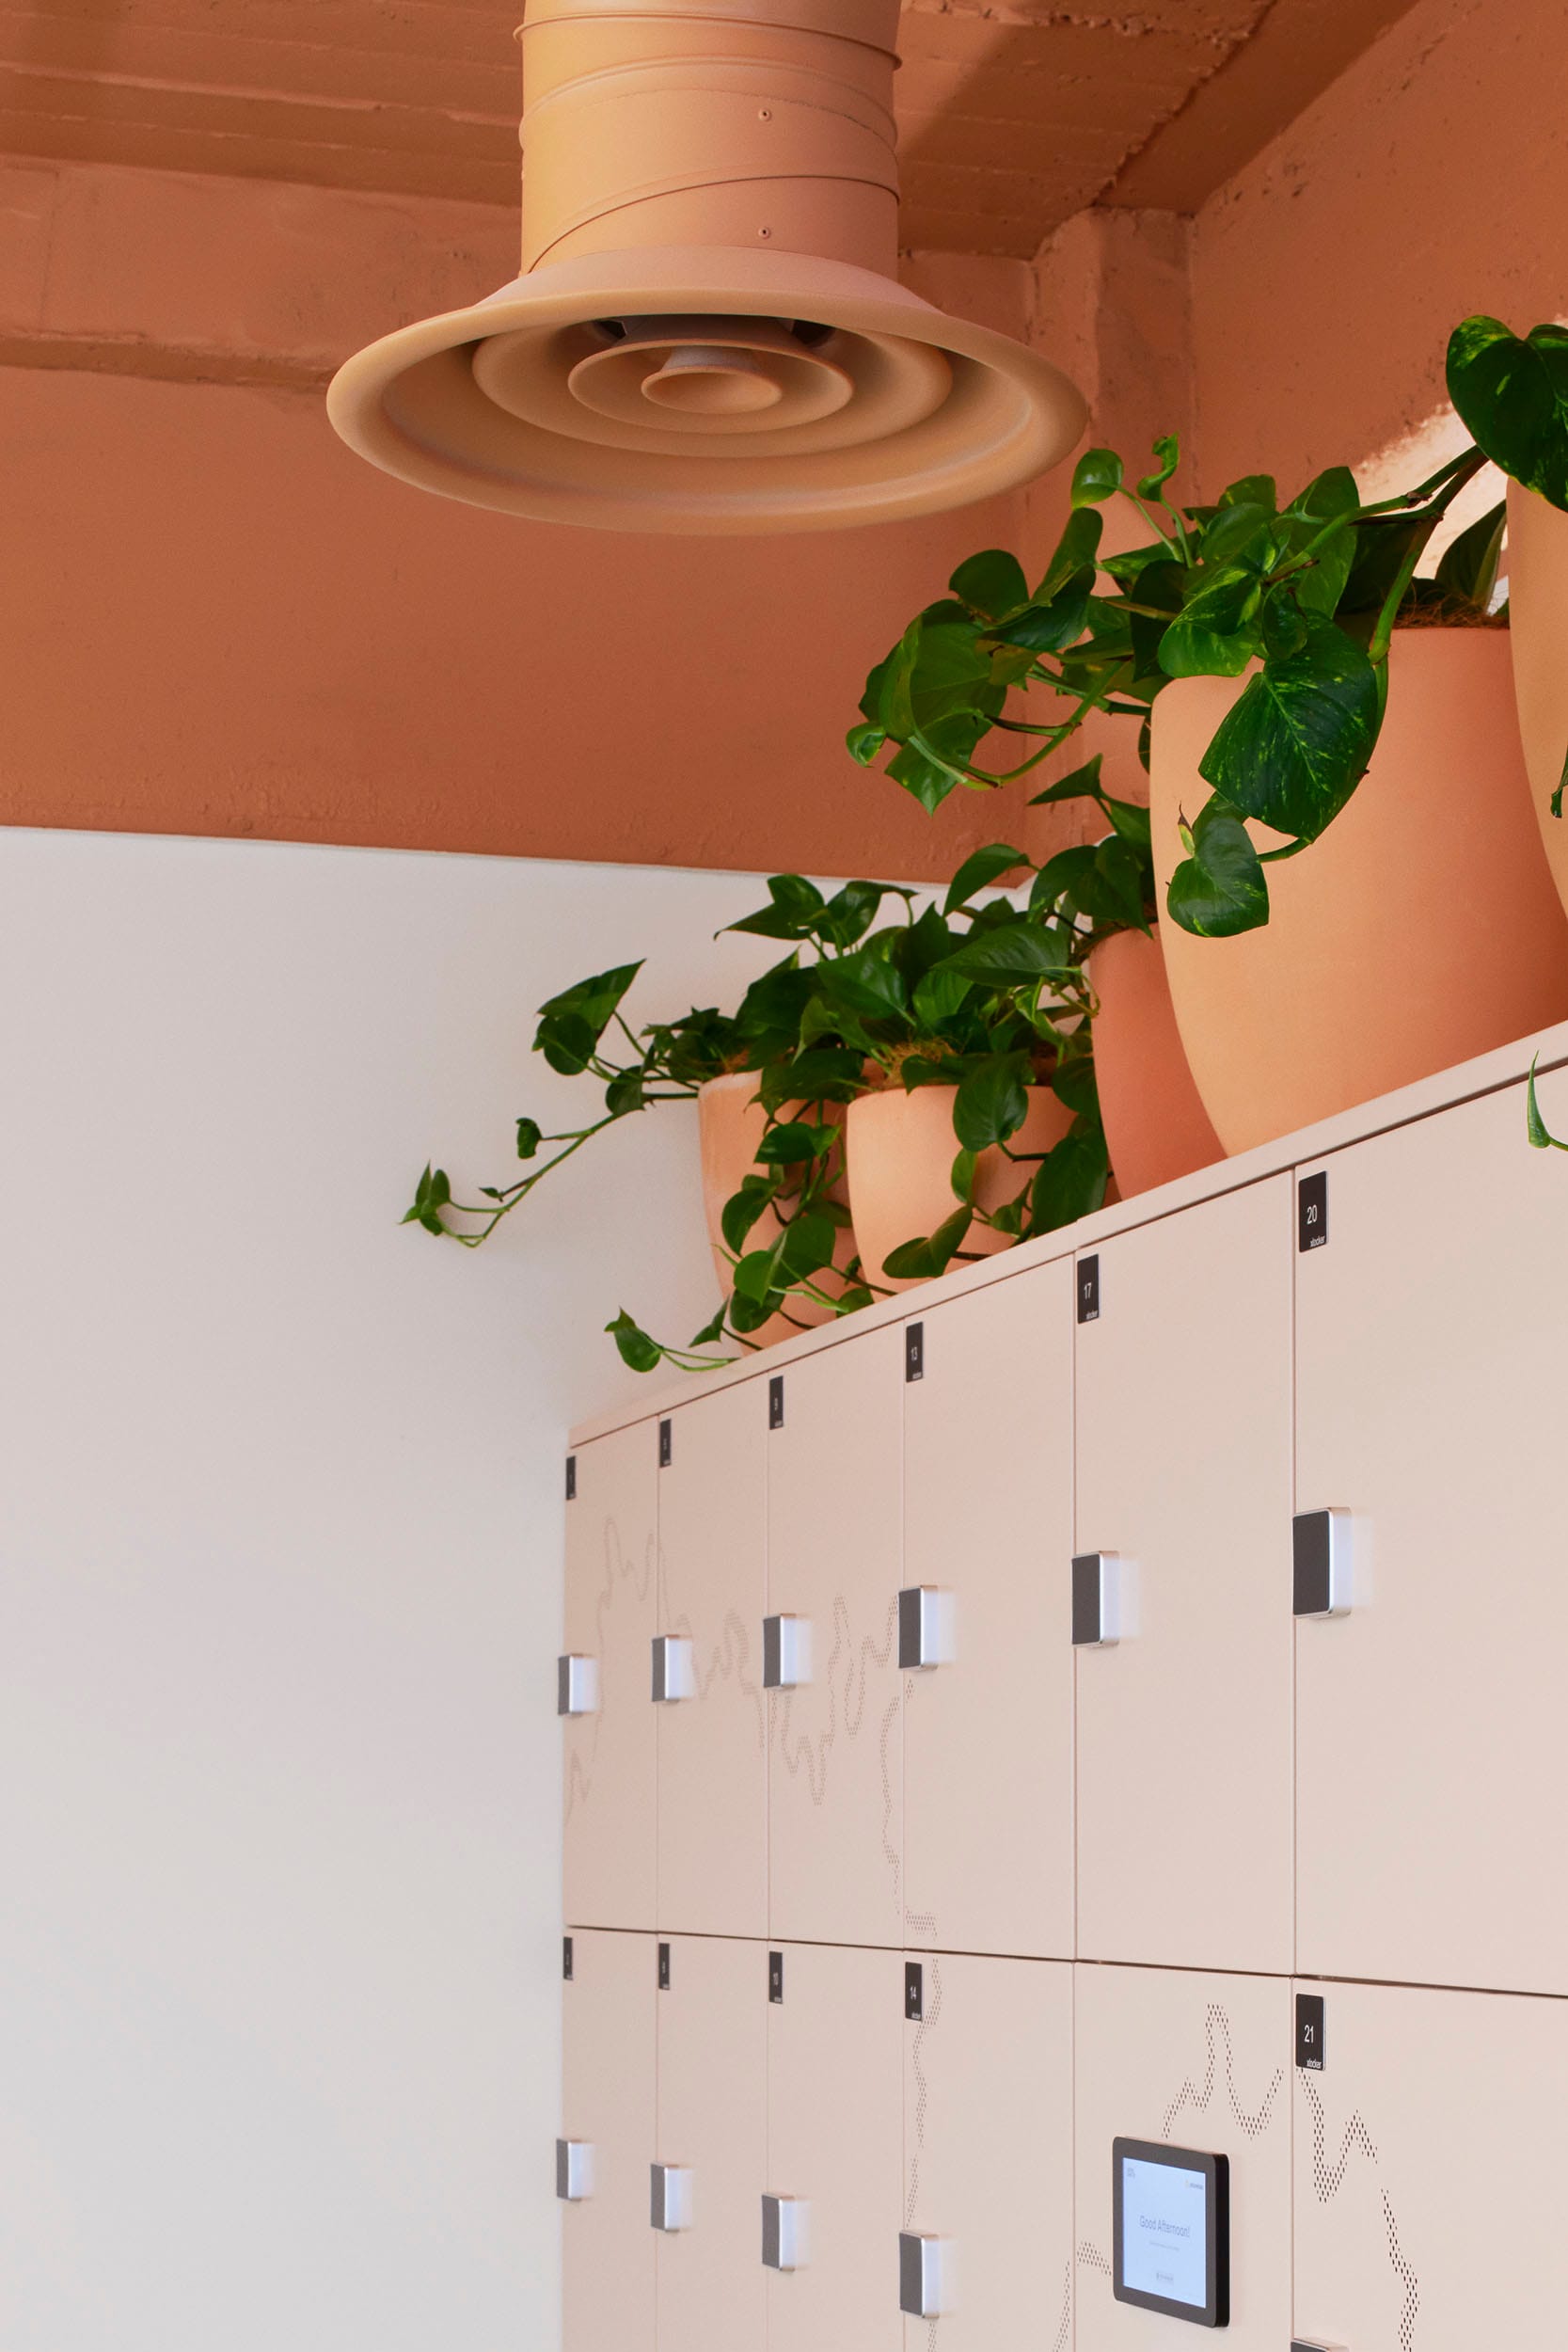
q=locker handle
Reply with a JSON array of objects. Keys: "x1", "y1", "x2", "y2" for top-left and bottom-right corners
[
  {"x1": 1292, "y1": 1510, "x2": 1354, "y2": 1618},
  {"x1": 556, "y1": 2139, "x2": 594, "y2": 2201},
  {"x1": 898, "y1": 1586, "x2": 955, "y2": 1672},
  {"x1": 762, "y1": 2193, "x2": 810, "y2": 2270},
  {"x1": 557, "y1": 1654, "x2": 600, "y2": 1715},
  {"x1": 899, "y1": 2233, "x2": 952, "y2": 2318},
  {"x1": 650, "y1": 2163, "x2": 695, "y2": 2233},
  {"x1": 1071, "y1": 1553, "x2": 1121, "y2": 1647},
  {"x1": 651, "y1": 1635, "x2": 696, "y2": 1704},
  {"x1": 763, "y1": 1615, "x2": 811, "y2": 1691}
]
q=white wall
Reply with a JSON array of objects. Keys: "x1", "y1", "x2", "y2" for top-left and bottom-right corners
[{"x1": 0, "y1": 827, "x2": 784, "y2": 2351}]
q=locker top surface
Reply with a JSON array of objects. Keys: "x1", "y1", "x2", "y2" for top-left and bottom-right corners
[{"x1": 570, "y1": 1015, "x2": 1568, "y2": 1446}]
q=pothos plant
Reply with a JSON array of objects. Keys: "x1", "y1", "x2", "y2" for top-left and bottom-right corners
[
  {"x1": 851, "y1": 313, "x2": 1568, "y2": 939},
  {"x1": 405, "y1": 830, "x2": 1150, "y2": 1372}
]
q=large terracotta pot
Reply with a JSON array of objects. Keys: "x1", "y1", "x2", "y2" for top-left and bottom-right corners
[
  {"x1": 697, "y1": 1073, "x2": 855, "y2": 1340},
  {"x1": 847, "y1": 1084, "x2": 1074, "y2": 1293},
  {"x1": 1087, "y1": 928, "x2": 1222, "y2": 1199},
  {"x1": 1506, "y1": 480, "x2": 1568, "y2": 921},
  {"x1": 1150, "y1": 628, "x2": 1568, "y2": 1156}
]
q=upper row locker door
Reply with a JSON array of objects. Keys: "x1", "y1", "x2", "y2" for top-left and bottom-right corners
[
  {"x1": 656, "y1": 1383, "x2": 768, "y2": 1940},
  {"x1": 1295, "y1": 1072, "x2": 1568, "y2": 1996},
  {"x1": 563, "y1": 1424, "x2": 658, "y2": 1932},
  {"x1": 902, "y1": 1263, "x2": 1075, "y2": 1959},
  {"x1": 1075, "y1": 1176, "x2": 1295, "y2": 1977},
  {"x1": 768, "y1": 1327, "x2": 904, "y2": 1949}
]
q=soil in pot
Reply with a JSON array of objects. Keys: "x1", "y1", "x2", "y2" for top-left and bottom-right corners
[
  {"x1": 847, "y1": 1083, "x2": 1074, "y2": 1294},
  {"x1": 1087, "y1": 927, "x2": 1222, "y2": 1199},
  {"x1": 1150, "y1": 628, "x2": 1568, "y2": 1156},
  {"x1": 698, "y1": 1072, "x2": 856, "y2": 1343}
]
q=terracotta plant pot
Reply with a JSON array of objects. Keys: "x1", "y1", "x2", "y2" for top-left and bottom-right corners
[
  {"x1": 1505, "y1": 480, "x2": 1568, "y2": 922},
  {"x1": 697, "y1": 1072, "x2": 855, "y2": 1342},
  {"x1": 847, "y1": 1084, "x2": 1074, "y2": 1294},
  {"x1": 1087, "y1": 927, "x2": 1222, "y2": 1199},
  {"x1": 1150, "y1": 629, "x2": 1568, "y2": 1156}
]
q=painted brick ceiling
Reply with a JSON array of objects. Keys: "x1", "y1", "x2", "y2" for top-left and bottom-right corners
[{"x1": 0, "y1": 0, "x2": 1420, "y2": 256}]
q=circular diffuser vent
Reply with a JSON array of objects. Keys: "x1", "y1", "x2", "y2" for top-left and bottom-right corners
[{"x1": 327, "y1": 2, "x2": 1087, "y2": 534}]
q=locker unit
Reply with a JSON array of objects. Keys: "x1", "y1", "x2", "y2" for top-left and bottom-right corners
[
  {"x1": 901, "y1": 1264, "x2": 1076, "y2": 1958},
  {"x1": 767, "y1": 1327, "x2": 905, "y2": 1947},
  {"x1": 655, "y1": 1935, "x2": 768, "y2": 2352},
  {"x1": 766, "y1": 1939, "x2": 904, "y2": 2352},
  {"x1": 1074, "y1": 1176, "x2": 1296, "y2": 1974},
  {"x1": 562, "y1": 1929, "x2": 657, "y2": 2352},
  {"x1": 1291, "y1": 1976, "x2": 1568, "y2": 2351},
  {"x1": 563, "y1": 1424, "x2": 659, "y2": 1931},
  {"x1": 901, "y1": 1951, "x2": 1074, "y2": 2350},
  {"x1": 1075, "y1": 1963, "x2": 1292, "y2": 2351},
  {"x1": 1295, "y1": 1077, "x2": 1568, "y2": 1994},
  {"x1": 656, "y1": 1384, "x2": 768, "y2": 1938}
]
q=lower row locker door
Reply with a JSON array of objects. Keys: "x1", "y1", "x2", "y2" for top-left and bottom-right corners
[
  {"x1": 561, "y1": 1930, "x2": 656, "y2": 2352},
  {"x1": 1074, "y1": 1176, "x2": 1295, "y2": 1977},
  {"x1": 901, "y1": 1952, "x2": 1074, "y2": 2350},
  {"x1": 766, "y1": 1941, "x2": 904, "y2": 2352},
  {"x1": 655, "y1": 1936, "x2": 767, "y2": 2352},
  {"x1": 902, "y1": 1267, "x2": 1075, "y2": 1960},
  {"x1": 1295, "y1": 1079, "x2": 1568, "y2": 1996},
  {"x1": 564, "y1": 1425, "x2": 658, "y2": 1932},
  {"x1": 1292, "y1": 1977, "x2": 1568, "y2": 2352},
  {"x1": 656, "y1": 1384, "x2": 768, "y2": 1940},
  {"x1": 1074, "y1": 1962, "x2": 1292, "y2": 2351},
  {"x1": 767, "y1": 1329, "x2": 904, "y2": 1949}
]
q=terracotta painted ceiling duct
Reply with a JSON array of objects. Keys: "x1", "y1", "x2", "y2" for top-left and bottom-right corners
[{"x1": 327, "y1": 0, "x2": 1086, "y2": 533}]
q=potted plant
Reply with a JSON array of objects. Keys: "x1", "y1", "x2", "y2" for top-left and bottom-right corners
[
  {"x1": 405, "y1": 853, "x2": 1114, "y2": 1370},
  {"x1": 1447, "y1": 315, "x2": 1568, "y2": 924},
  {"x1": 853, "y1": 404, "x2": 1568, "y2": 1156}
]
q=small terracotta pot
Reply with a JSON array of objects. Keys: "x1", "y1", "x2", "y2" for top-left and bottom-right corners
[
  {"x1": 847, "y1": 1084, "x2": 1074, "y2": 1293},
  {"x1": 1505, "y1": 480, "x2": 1568, "y2": 923},
  {"x1": 697, "y1": 1073, "x2": 855, "y2": 1341},
  {"x1": 1088, "y1": 927, "x2": 1222, "y2": 1199},
  {"x1": 1150, "y1": 628, "x2": 1568, "y2": 1155}
]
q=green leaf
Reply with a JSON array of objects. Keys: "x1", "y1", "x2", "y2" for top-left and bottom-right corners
[
  {"x1": 942, "y1": 841, "x2": 1030, "y2": 914},
  {"x1": 1079, "y1": 834, "x2": 1152, "y2": 930},
  {"x1": 1051, "y1": 1055, "x2": 1100, "y2": 1117},
  {"x1": 1158, "y1": 564, "x2": 1263, "y2": 677},
  {"x1": 515, "y1": 1118, "x2": 543, "y2": 1160},
  {"x1": 402, "y1": 1162, "x2": 452, "y2": 1234},
  {"x1": 1196, "y1": 501, "x2": 1276, "y2": 571},
  {"x1": 604, "y1": 1073, "x2": 646, "y2": 1117},
  {"x1": 774, "y1": 1211, "x2": 836, "y2": 1281},
  {"x1": 847, "y1": 721, "x2": 886, "y2": 766},
  {"x1": 755, "y1": 1120, "x2": 834, "y2": 1165},
  {"x1": 881, "y1": 1204, "x2": 974, "y2": 1281},
  {"x1": 937, "y1": 922, "x2": 1073, "y2": 988},
  {"x1": 721, "y1": 1172, "x2": 778, "y2": 1256},
  {"x1": 949, "y1": 548, "x2": 1029, "y2": 621},
  {"x1": 689, "y1": 1306, "x2": 728, "y2": 1347},
  {"x1": 816, "y1": 939, "x2": 910, "y2": 1022},
  {"x1": 1554, "y1": 739, "x2": 1568, "y2": 821},
  {"x1": 911, "y1": 965, "x2": 974, "y2": 1027},
  {"x1": 605, "y1": 1310, "x2": 663, "y2": 1374},
  {"x1": 1219, "y1": 472, "x2": 1278, "y2": 513},
  {"x1": 1200, "y1": 615, "x2": 1380, "y2": 842},
  {"x1": 1031, "y1": 1120, "x2": 1110, "y2": 1232},
  {"x1": 1104, "y1": 796, "x2": 1153, "y2": 850},
  {"x1": 950, "y1": 1146, "x2": 979, "y2": 1202},
  {"x1": 993, "y1": 567, "x2": 1094, "y2": 654},
  {"x1": 1135, "y1": 434, "x2": 1180, "y2": 500},
  {"x1": 1071, "y1": 447, "x2": 1124, "y2": 507},
  {"x1": 533, "y1": 960, "x2": 644, "y2": 1073},
  {"x1": 727, "y1": 1285, "x2": 781, "y2": 1336},
  {"x1": 1164, "y1": 793, "x2": 1270, "y2": 938},
  {"x1": 1035, "y1": 506, "x2": 1104, "y2": 603},
  {"x1": 1448, "y1": 316, "x2": 1568, "y2": 512},
  {"x1": 1527, "y1": 1056, "x2": 1568, "y2": 1150},
  {"x1": 723, "y1": 873, "x2": 826, "y2": 942},
  {"x1": 953, "y1": 1053, "x2": 1032, "y2": 1150},
  {"x1": 732, "y1": 1248, "x2": 779, "y2": 1305},
  {"x1": 819, "y1": 878, "x2": 910, "y2": 948},
  {"x1": 1434, "y1": 499, "x2": 1507, "y2": 611},
  {"x1": 1027, "y1": 754, "x2": 1106, "y2": 808}
]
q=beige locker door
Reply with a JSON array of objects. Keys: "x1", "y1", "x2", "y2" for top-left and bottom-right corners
[
  {"x1": 1293, "y1": 1976, "x2": 1568, "y2": 2350},
  {"x1": 902, "y1": 1265, "x2": 1075, "y2": 1959},
  {"x1": 768, "y1": 1327, "x2": 904, "y2": 1948},
  {"x1": 1075, "y1": 1176, "x2": 1295, "y2": 1974},
  {"x1": 656, "y1": 1383, "x2": 768, "y2": 1939},
  {"x1": 562, "y1": 1929, "x2": 657, "y2": 2352},
  {"x1": 902, "y1": 1952, "x2": 1074, "y2": 2352},
  {"x1": 767, "y1": 1940, "x2": 904, "y2": 2352},
  {"x1": 1295, "y1": 1074, "x2": 1568, "y2": 1994},
  {"x1": 1074, "y1": 1962, "x2": 1291, "y2": 2352},
  {"x1": 655, "y1": 1935, "x2": 767, "y2": 2352},
  {"x1": 564, "y1": 1422, "x2": 658, "y2": 1931}
]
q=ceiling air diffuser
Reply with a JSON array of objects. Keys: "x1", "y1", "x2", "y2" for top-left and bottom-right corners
[{"x1": 326, "y1": 0, "x2": 1086, "y2": 533}]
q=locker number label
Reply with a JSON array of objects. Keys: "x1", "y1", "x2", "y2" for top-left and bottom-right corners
[
  {"x1": 1298, "y1": 1170, "x2": 1329, "y2": 1251},
  {"x1": 562, "y1": 1935, "x2": 574, "y2": 1982},
  {"x1": 565, "y1": 1454, "x2": 577, "y2": 1501},
  {"x1": 905, "y1": 1962, "x2": 925, "y2": 2022},
  {"x1": 1077, "y1": 1255, "x2": 1101, "y2": 1323},
  {"x1": 768, "y1": 1375, "x2": 785, "y2": 1430},
  {"x1": 769, "y1": 1950, "x2": 784, "y2": 2005},
  {"x1": 905, "y1": 1322, "x2": 925, "y2": 1382},
  {"x1": 657, "y1": 1941, "x2": 671, "y2": 1991},
  {"x1": 657, "y1": 1418, "x2": 673, "y2": 1468},
  {"x1": 1295, "y1": 1992, "x2": 1325, "y2": 2072}
]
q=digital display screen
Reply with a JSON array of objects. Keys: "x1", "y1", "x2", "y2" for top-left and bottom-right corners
[
  {"x1": 1119, "y1": 2153, "x2": 1209, "y2": 2308},
  {"x1": 1112, "y1": 2137, "x2": 1228, "y2": 2327}
]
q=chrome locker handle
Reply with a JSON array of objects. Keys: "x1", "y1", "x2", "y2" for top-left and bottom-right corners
[
  {"x1": 762, "y1": 2192, "x2": 810, "y2": 2270},
  {"x1": 557, "y1": 1654, "x2": 600, "y2": 1715},
  {"x1": 1292, "y1": 1510, "x2": 1354, "y2": 1618},
  {"x1": 897, "y1": 1586, "x2": 955, "y2": 1672},
  {"x1": 763, "y1": 1614, "x2": 811, "y2": 1691},
  {"x1": 651, "y1": 1635, "x2": 696, "y2": 1704},
  {"x1": 650, "y1": 2163, "x2": 695, "y2": 2232},
  {"x1": 1071, "y1": 1553, "x2": 1121, "y2": 1647},
  {"x1": 899, "y1": 2232, "x2": 953, "y2": 2318},
  {"x1": 556, "y1": 2138, "x2": 594, "y2": 2201}
]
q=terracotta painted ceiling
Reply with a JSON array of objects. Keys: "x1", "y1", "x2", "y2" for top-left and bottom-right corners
[{"x1": 0, "y1": 0, "x2": 1422, "y2": 256}]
